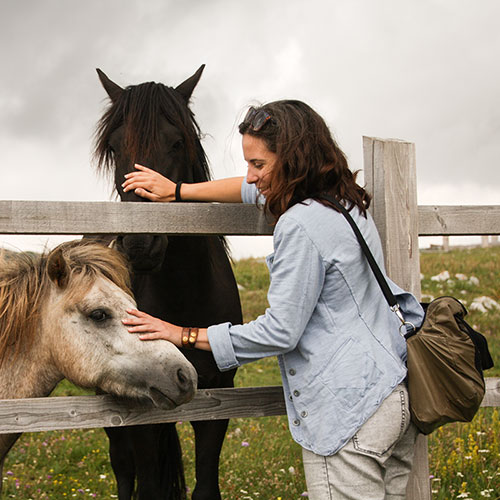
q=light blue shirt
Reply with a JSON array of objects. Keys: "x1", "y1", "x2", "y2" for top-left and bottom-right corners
[{"x1": 207, "y1": 180, "x2": 424, "y2": 455}]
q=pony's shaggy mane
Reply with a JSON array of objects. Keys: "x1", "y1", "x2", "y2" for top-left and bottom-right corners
[
  {"x1": 93, "y1": 81, "x2": 212, "y2": 184},
  {"x1": 0, "y1": 241, "x2": 131, "y2": 363}
]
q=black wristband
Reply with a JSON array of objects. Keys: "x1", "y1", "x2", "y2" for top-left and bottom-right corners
[{"x1": 175, "y1": 181, "x2": 183, "y2": 202}]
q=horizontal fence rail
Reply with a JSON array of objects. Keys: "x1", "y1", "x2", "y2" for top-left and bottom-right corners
[
  {"x1": 0, "y1": 201, "x2": 499, "y2": 236},
  {"x1": 0, "y1": 379, "x2": 498, "y2": 435},
  {"x1": 0, "y1": 386, "x2": 286, "y2": 434}
]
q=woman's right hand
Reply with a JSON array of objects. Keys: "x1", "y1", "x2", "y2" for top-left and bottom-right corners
[{"x1": 122, "y1": 164, "x2": 175, "y2": 202}]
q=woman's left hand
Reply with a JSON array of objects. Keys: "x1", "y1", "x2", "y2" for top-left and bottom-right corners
[
  {"x1": 122, "y1": 164, "x2": 176, "y2": 202},
  {"x1": 123, "y1": 309, "x2": 182, "y2": 345}
]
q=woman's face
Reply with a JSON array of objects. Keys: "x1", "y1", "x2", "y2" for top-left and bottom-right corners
[{"x1": 242, "y1": 134, "x2": 277, "y2": 197}]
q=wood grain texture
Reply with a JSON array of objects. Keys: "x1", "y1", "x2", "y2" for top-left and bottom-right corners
[
  {"x1": 418, "y1": 205, "x2": 500, "y2": 235},
  {"x1": 0, "y1": 200, "x2": 498, "y2": 236},
  {"x1": 0, "y1": 379, "x2": 497, "y2": 435},
  {"x1": 364, "y1": 136, "x2": 430, "y2": 500},
  {"x1": 0, "y1": 201, "x2": 274, "y2": 235},
  {"x1": 0, "y1": 386, "x2": 286, "y2": 434}
]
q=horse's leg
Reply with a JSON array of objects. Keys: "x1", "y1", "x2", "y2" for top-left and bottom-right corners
[
  {"x1": 132, "y1": 423, "x2": 186, "y2": 500},
  {"x1": 190, "y1": 418, "x2": 229, "y2": 500},
  {"x1": 105, "y1": 427, "x2": 136, "y2": 500},
  {"x1": 0, "y1": 433, "x2": 22, "y2": 497}
]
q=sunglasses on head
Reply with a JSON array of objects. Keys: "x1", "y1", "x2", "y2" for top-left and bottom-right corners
[{"x1": 242, "y1": 107, "x2": 272, "y2": 131}]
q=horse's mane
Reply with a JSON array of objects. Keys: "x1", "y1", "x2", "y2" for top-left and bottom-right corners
[
  {"x1": 0, "y1": 241, "x2": 131, "y2": 363},
  {"x1": 93, "y1": 81, "x2": 212, "y2": 183},
  {"x1": 93, "y1": 79, "x2": 232, "y2": 259}
]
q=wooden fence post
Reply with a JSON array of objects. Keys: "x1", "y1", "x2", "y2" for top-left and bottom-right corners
[{"x1": 363, "y1": 137, "x2": 430, "y2": 500}]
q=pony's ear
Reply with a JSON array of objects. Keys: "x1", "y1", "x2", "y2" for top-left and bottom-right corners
[
  {"x1": 96, "y1": 68, "x2": 124, "y2": 102},
  {"x1": 47, "y1": 248, "x2": 70, "y2": 289},
  {"x1": 175, "y1": 64, "x2": 205, "y2": 102}
]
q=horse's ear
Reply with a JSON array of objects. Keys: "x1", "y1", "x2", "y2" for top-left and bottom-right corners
[
  {"x1": 175, "y1": 64, "x2": 205, "y2": 102},
  {"x1": 96, "y1": 68, "x2": 124, "y2": 103},
  {"x1": 47, "y1": 248, "x2": 70, "y2": 289}
]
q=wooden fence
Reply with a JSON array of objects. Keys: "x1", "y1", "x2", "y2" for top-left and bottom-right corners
[{"x1": 0, "y1": 136, "x2": 499, "y2": 499}]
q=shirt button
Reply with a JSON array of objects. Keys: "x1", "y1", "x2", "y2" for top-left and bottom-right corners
[
  {"x1": 301, "y1": 410, "x2": 308, "y2": 418},
  {"x1": 293, "y1": 419, "x2": 300, "y2": 426},
  {"x1": 293, "y1": 390, "x2": 300, "y2": 397},
  {"x1": 289, "y1": 369, "x2": 296, "y2": 376}
]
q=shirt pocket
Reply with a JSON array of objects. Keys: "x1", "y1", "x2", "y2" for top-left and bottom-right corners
[{"x1": 319, "y1": 338, "x2": 382, "y2": 411}]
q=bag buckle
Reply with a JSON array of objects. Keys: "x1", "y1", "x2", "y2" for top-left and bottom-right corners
[{"x1": 391, "y1": 304, "x2": 416, "y2": 337}]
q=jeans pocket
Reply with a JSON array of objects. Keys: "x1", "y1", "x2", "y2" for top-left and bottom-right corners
[{"x1": 352, "y1": 384, "x2": 409, "y2": 457}]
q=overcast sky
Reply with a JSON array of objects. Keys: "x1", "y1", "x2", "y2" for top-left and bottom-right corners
[{"x1": 0, "y1": 0, "x2": 498, "y2": 258}]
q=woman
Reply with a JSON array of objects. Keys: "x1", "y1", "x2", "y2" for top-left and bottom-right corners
[{"x1": 121, "y1": 100, "x2": 424, "y2": 499}]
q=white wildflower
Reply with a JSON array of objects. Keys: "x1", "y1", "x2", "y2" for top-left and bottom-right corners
[
  {"x1": 470, "y1": 297, "x2": 500, "y2": 313},
  {"x1": 455, "y1": 273, "x2": 468, "y2": 281},
  {"x1": 289, "y1": 466, "x2": 296, "y2": 475},
  {"x1": 469, "y1": 276, "x2": 480, "y2": 286},
  {"x1": 431, "y1": 271, "x2": 450, "y2": 282}
]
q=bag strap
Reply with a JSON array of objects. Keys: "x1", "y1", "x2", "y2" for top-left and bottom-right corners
[{"x1": 318, "y1": 194, "x2": 412, "y2": 335}]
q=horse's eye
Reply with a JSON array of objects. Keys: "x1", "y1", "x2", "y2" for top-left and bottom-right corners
[
  {"x1": 172, "y1": 139, "x2": 184, "y2": 151},
  {"x1": 89, "y1": 309, "x2": 111, "y2": 323}
]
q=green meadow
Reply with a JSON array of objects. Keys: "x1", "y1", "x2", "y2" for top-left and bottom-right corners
[{"x1": 2, "y1": 246, "x2": 499, "y2": 499}]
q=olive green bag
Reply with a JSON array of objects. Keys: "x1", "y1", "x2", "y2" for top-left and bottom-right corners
[
  {"x1": 321, "y1": 195, "x2": 494, "y2": 434},
  {"x1": 404, "y1": 297, "x2": 493, "y2": 434}
]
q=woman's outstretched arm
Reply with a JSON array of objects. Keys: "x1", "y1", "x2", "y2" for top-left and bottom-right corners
[{"x1": 122, "y1": 163, "x2": 244, "y2": 203}]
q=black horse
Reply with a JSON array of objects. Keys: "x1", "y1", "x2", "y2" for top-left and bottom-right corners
[{"x1": 93, "y1": 66, "x2": 243, "y2": 500}]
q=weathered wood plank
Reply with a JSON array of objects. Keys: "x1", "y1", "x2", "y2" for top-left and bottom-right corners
[
  {"x1": 0, "y1": 201, "x2": 274, "y2": 235},
  {"x1": 418, "y1": 205, "x2": 500, "y2": 236},
  {"x1": 0, "y1": 379, "x2": 497, "y2": 435},
  {"x1": 364, "y1": 137, "x2": 429, "y2": 500},
  {"x1": 0, "y1": 386, "x2": 286, "y2": 434},
  {"x1": 482, "y1": 377, "x2": 500, "y2": 407},
  {"x1": 0, "y1": 200, "x2": 499, "y2": 236}
]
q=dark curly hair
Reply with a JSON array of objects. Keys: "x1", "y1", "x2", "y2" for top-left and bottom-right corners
[{"x1": 239, "y1": 100, "x2": 371, "y2": 219}]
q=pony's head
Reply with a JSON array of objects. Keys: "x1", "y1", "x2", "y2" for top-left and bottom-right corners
[
  {"x1": 93, "y1": 66, "x2": 211, "y2": 272},
  {"x1": 0, "y1": 241, "x2": 197, "y2": 408}
]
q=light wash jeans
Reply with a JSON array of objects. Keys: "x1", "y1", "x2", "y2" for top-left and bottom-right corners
[{"x1": 302, "y1": 383, "x2": 418, "y2": 500}]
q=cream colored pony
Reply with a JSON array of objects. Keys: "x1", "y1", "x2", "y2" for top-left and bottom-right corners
[{"x1": 0, "y1": 241, "x2": 197, "y2": 494}]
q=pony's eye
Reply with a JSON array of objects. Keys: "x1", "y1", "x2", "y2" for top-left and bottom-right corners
[{"x1": 88, "y1": 309, "x2": 111, "y2": 323}]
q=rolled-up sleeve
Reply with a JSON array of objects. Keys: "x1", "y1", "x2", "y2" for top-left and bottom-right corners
[
  {"x1": 207, "y1": 216, "x2": 326, "y2": 371},
  {"x1": 240, "y1": 177, "x2": 265, "y2": 205}
]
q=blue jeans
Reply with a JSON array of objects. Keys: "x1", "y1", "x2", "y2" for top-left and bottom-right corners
[{"x1": 302, "y1": 383, "x2": 418, "y2": 499}]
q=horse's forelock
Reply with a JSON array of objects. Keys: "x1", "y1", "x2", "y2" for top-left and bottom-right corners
[{"x1": 55, "y1": 241, "x2": 132, "y2": 305}]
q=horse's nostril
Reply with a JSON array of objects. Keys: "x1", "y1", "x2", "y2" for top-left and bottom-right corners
[
  {"x1": 177, "y1": 367, "x2": 187, "y2": 383},
  {"x1": 177, "y1": 367, "x2": 192, "y2": 392}
]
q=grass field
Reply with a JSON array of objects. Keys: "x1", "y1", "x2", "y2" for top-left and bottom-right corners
[{"x1": 2, "y1": 246, "x2": 499, "y2": 499}]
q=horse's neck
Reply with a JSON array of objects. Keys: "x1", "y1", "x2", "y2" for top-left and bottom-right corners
[{"x1": 0, "y1": 340, "x2": 62, "y2": 400}]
